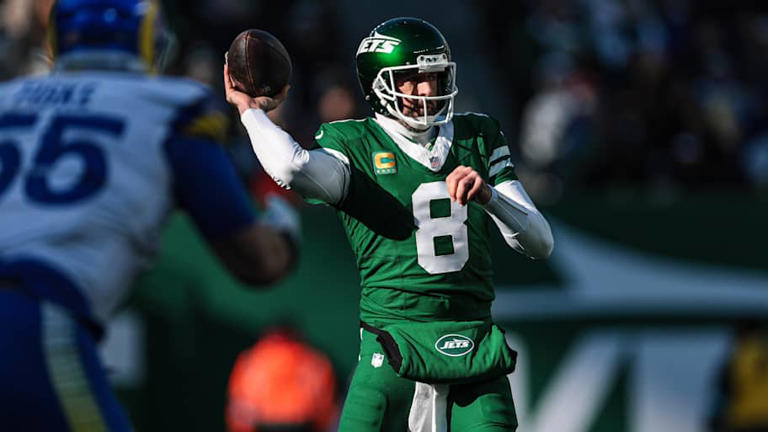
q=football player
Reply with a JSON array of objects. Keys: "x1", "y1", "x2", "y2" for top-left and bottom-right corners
[
  {"x1": 0, "y1": 0, "x2": 299, "y2": 430},
  {"x1": 225, "y1": 17, "x2": 553, "y2": 432}
]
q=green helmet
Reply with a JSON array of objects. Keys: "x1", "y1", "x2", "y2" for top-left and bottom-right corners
[{"x1": 356, "y1": 17, "x2": 458, "y2": 129}]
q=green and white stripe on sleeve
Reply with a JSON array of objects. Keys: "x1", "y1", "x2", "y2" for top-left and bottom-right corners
[{"x1": 486, "y1": 130, "x2": 517, "y2": 185}]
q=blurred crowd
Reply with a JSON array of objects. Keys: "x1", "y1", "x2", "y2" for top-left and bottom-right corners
[
  {"x1": 1, "y1": 0, "x2": 766, "y2": 201},
  {"x1": 481, "y1": 0, "x2": 768, "y2": 198}
]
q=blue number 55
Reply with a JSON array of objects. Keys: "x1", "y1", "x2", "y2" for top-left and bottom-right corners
[{"x1": 0, "y1": 113, "x2": 124, "y2": 204}]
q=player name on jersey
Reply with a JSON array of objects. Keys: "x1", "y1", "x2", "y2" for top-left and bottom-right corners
[{"x1": 12, "y1": 81, "x2": 96, "y2": 106}]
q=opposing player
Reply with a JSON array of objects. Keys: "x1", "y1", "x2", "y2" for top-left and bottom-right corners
[
  {"x1": 0, "y1": 0, "x2": 299, "y2": 430},
  {"x1": 225, "y1": 17, "x2": 553, "y2": 432}
]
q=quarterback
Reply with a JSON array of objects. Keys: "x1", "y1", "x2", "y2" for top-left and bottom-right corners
[
  {"x1": 0, "y1": 0, "x2": 298, "y2": 430},
  {"x1": 225, "y1": 17, "x2": 553, "y2": 432}
]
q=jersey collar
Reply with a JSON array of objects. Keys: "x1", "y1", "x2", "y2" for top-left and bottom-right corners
[{"x1": 373, "y1": 114, "x2": 454, "y2": 172}]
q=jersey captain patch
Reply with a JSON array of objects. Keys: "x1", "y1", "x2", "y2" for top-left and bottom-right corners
[{"x1": 372, "y1": 151, "x2": 397, "y2": 175}]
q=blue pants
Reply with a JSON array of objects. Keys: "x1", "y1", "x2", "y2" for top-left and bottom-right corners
[{"x1": 0, "y1": 289, "x2": 131, "y2": 431}]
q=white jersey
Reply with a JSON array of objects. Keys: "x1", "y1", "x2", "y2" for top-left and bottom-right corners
[{"x1": 0, "y1": 71, "x2": 214, "y2": 323}]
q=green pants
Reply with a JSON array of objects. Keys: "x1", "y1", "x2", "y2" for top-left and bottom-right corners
[{"x1": 339, "y1": 328, "x2": 518, "y2": 432}]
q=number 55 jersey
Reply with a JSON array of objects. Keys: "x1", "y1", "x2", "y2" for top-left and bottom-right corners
[
  {"x1": 313, "y1": 113, "x2": 517, "y2": 324},
  {"x1": 0, "y1": 71, "x2": 247, "y2": 326}
]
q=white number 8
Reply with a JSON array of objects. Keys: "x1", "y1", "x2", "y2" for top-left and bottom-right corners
[{"x1": 412, "y1": 181, "x2": 469, "y2": 274}]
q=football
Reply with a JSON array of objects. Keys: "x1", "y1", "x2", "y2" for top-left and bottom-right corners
[{"x1": 226, "y1": 29, "x2": 292, "y2": 98}]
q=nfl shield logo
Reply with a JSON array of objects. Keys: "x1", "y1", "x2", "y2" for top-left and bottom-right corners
[
  {"x1": 371, "y1": 352, "x2": 384, "y2": 368},
  {"x1": 430, "y1": 156, "x2": 440, "y2": 169}
]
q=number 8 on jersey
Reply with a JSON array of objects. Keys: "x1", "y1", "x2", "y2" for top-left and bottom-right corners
[{"x1": 413, "y1": 181, "x2": 468, "y2": 274}]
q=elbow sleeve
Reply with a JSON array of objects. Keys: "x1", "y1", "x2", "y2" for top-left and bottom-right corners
[
  {"x1": 240, "y1": 109, "x2": 349, "y2": 204},
  {"x1": 484, "y1": 181, "x2": 554, "y2": 259},
  {"x1": 519, "y1": 211, "x2": 554, "y2": 259},
  {"x1": 241, "y1": 109, "x2": 305, "y2": 188}
]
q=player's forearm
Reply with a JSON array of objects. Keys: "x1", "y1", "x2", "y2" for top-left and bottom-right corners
[
  {"x1": 240, "y1": 109, "x2": 348, "y2": 204},
  {"x1": 483, "y1": 181, "x2": 554, "y2": 259}
]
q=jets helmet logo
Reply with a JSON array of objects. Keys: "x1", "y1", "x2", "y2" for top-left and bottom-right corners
[{"x1": 357, "y1": 33, "x2": 401, "y2": 55}]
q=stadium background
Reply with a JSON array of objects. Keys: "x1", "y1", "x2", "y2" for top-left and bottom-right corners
[{"x1": 2, "y1": 0, "x2": 767, "y2": 431}]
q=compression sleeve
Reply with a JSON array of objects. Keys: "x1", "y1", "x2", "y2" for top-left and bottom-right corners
[
  {"x1": 240, "y1": 109, "x2": 350, "y2": 205},
  {"x1": 483, "y1": 180, "x2": 554, "y2": 259},
  {"x1": 165, "y1": 136, "x2": 256, "y2": 239}
]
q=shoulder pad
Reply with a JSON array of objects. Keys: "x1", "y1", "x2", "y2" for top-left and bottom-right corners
[
  {"x1": 313, "y1": 118, "x2": 369, "y2": 149},
  {"x1": 454, "y1": 111, "x2": 502, "y2": 136},
  {"x1": 166, "y1": 82, "x2": 230, "y2": 143}
]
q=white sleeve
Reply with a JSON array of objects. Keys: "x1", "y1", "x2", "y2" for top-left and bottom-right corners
[
  {"x1": 483, "y1": 180, "x2": 554, "y2": 259},
  {"x1": 240, "y1": 109, "x2": 350, "y2": 205}
]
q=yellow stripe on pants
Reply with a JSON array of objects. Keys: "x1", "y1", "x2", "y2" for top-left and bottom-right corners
[{"x1": 42, "y1": 302, "x2": 107, "y2": 432}]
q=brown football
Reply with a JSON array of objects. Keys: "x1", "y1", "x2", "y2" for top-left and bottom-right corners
[{"x1": 226, "y1": 29, "x2": 292, "y2": 98}]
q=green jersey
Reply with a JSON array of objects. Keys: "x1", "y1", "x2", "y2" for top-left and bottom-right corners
[{"x1": 314, "y1": 113, "x2": 517, "y2": 323}]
